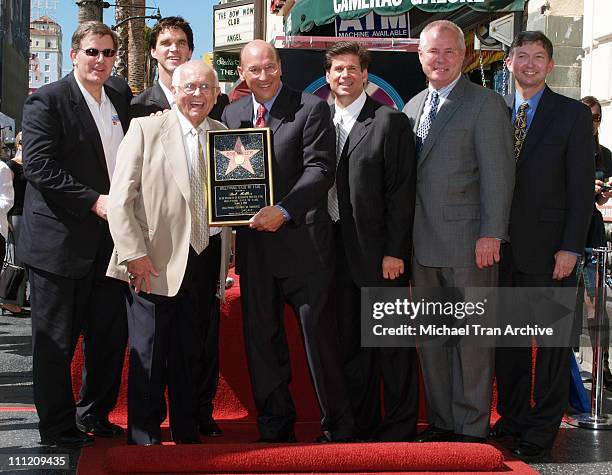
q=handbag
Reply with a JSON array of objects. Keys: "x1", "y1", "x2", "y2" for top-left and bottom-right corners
[{"x1": 0, "y1": 231, "x2": 26, "y2": 301}]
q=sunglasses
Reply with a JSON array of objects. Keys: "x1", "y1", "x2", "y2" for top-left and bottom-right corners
[
  {"x1": 593, "y1": 114, "x2": 602, "y2": 123},
  {"x1": 79, "y1": 48, "x2": 117, "y2": 58}
]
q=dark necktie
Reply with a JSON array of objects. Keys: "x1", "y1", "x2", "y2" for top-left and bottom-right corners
[
  {"x1": 255, "y1": 103, "x2": 266, "y2": 128},
  {"x1": 416, "y1": 90, "x2": 439, "y2": 156},
  {"x1": 514, "y1": 102, "x2": 529, "y2": 159}
]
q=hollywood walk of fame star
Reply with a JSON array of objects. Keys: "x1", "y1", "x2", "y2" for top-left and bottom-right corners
[{"x1": 219, "y1": 137, "x2": 258, "y2": 175}]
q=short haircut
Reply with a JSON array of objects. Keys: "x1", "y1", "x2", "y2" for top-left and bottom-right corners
[
  {"x1": 171, "y1": 60, "x2": 218, "y2": 87},
  {"x1": 149, "y1": 16, "x2": 194, "y2": 52},
  {"x1": 509, "y1": 31, "x2": 554, "y2": 59},
  {"x1": 239, "y1": 40, "x2": 280, "y2": 65},
  {"x1": 581, "y1": 95, "x2": 601, "y2": 110},
  {"x1": 324, "y1": 41, "x2": 371, "y2": 71},
  {"x1": 419, "y1": 20, "x2": 466, "y2": 52},
  {"x1": 71, "y1": 21, "x2": 118, "y2": 51}
]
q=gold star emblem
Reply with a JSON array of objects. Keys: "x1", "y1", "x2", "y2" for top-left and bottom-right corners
[{"x1": 219, "y1": 137, "x2": 258, "y2": 175}]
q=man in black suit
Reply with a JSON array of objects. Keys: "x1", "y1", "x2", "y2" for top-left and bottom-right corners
[
  {"x1": 222, "y1": 39, "x2": 355, "y2": 443},
  {"x1": 130, "y1": 16, "x2": 223, "y2": 439},
  {"x1": 20, "y1": 22, "x2": 132, "y2": 448},
  {"x1": 492, "y1": 31, "x2": 594, "y2": 459},
  {"x1": 324, "y1": 41, "x2": 418, "y2": 441}
]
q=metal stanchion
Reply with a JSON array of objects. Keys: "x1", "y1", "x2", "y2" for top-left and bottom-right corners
[{"x1": 568, "y1": 247, "x2": 612, "y2": 429}]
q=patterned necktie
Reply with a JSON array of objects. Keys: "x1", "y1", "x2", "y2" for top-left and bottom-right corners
[
  {"x1": 255, "y1": 103, "x2": 267, "y2": 128},
  {"x1": 514, "y1": 102, "x2": 529, "y2": 159},
  {"x1": 189, "y1": 128, "x2": 209, "y2": 254},
  {"x1": 416, "y1": 90, "x2": 439, "y2": 157},
  {"x1": 328, "y1": 116, "x2": 347, "y2": 222}
]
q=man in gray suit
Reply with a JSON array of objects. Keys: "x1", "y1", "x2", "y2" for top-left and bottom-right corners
[{"x1": 402, "y1": 20, "x2": 514, "y2": 443}]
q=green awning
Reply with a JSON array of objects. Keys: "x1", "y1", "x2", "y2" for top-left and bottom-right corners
[{"x1": 287, "y1": 0, "x2": 525, "y2": 35}]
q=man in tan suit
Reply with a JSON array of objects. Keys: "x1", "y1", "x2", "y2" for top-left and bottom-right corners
[{"x1": 107, "y1": 60, "x2": 231, "y2": 445}]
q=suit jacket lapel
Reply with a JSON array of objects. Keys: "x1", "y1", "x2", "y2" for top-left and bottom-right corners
[
  {"x1": 515, "y1": 86, "x2": 556, "y2": 168},
  {"x1": 105, "y1": 82, "x2": 130, "y2": 133},
  {"x1": 418, "y1": 77, "x2": 465, "y2": 165},
  {"x1": 267, "y1": 85, "x2": 289, "y2": 135},
  {"x1": 150, "y1": 83, "x2": 171, "y2": 110},
  {"x1": 67, "y1": 73, "x2": 108, "y2": 178},
  {"x1": 344, "y1": 96, "x2": 373, "y2": 158},
  {"x1": 411, "y1": 90, "x2": 428, "y2": 136},
  {"x1": 161, "y1": 110, "x2": 191, "y2": 204}
]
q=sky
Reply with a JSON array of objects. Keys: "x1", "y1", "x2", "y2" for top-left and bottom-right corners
[{"x1": 49, "y1": 0, "x2": 218, "y2": 75}]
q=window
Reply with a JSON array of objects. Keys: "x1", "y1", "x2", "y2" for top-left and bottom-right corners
[
  {"x1": 44, "y1": 65, "x2": 50, "y2": 72},
  {"x1": 47, "y1": 41, "x2": 52, "y2": 47},
  {"x1": 45, "y1": 52, "x2": 50, "y2": 59},
  {"x1": 35, "y1": 40, "x2": 39, "y2": 46},
  {"x1": 28, "y1": 75, "x2": 31, "y2": 82},
  {"x1": 44, "y1": 76, "x2": 50, "y2": 84}
]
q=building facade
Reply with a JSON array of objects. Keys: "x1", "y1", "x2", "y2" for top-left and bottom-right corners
[
  {"x1": 0, "y1": 0, "x2": 30, "y2": 132},
  {"x1": 29, "y1": 15, "x2": 62, "y2": 93}
]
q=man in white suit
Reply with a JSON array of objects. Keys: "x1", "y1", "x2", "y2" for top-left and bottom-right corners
[{"x1": 107, "y1": 60, "x2": 231, "y2": 445}]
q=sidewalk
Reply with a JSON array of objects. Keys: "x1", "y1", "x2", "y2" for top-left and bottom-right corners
[{"x1": 1, "y1": 312, "x2": 611, "y2": 475}]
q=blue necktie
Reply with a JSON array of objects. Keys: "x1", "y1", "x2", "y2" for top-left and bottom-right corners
[{"x1": 416, "y1": 90, "x2": 439, "y2": 156}]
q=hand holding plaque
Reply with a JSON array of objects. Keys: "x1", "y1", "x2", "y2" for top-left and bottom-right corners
[{"x1": 206, "y1": 128, "x2": 274, "y2": 226}]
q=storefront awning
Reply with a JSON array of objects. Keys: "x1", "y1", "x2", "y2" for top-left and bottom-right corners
[{"x1": 287, "y1": 0, "x2": 525, "y2": 35}]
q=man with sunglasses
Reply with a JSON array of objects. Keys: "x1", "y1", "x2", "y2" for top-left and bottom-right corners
[
  {"x1": 107, "y1": 60, "x2": 231, "y2": 445},
  {"x1": 20, "y1": 21, "x2": 132, "y2": 448}
]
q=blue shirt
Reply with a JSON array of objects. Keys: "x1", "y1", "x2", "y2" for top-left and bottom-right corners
[
  {"x1": 251, "y1": 82, "x2": 283, "y2": 125},
  {"x1": 512, "y1": 86, "x2": 545, "y2": 130}
]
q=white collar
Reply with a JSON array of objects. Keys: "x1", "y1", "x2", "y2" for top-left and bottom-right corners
[
  {"x1": 175, "y1": 106, "x2": 209, "y2": 136},
  {"x1": 334, "y1": 91, "x2": 367, "y2": 125},
  {"x1": 74, "y1": 74, "x2": 107, "y2": 106}
]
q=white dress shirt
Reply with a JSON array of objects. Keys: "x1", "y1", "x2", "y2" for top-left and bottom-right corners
[
  {"x1": 333, "y1": 90, "x2": 367, "y2": 136},
  {"x1": 74, "y1": 75, "x2": 124, "y2": 180}
]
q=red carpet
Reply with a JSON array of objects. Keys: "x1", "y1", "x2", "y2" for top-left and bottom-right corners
[{"x1": 73, "y1": 272, "x2": 537, "y2": 473}]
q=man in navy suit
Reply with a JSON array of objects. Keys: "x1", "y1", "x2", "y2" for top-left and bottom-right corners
[
  {"x1": 492, "y1": 31, "x2": 594, "y2": 459},
  {"x1": 20, "y1": 21, "x2": 132, "y2": 448},
  {"x1": 222, "y1": 40, "x2": 355, "y2": 443}
]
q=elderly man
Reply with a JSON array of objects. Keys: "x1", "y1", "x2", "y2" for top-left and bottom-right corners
[
  {"x1": 403, "y1": 20, "x2": 514, "y2": 443},
  {"x1": 130, "y1": 15, "x2": 224, "y2": 439},
  {"x1": 222, "y1": 40, "x2": 355, "y2": 443},
  {"x1": 20, "y1": 21, "x2": 131, "y2": 448},
  {"x1": 107, "y1": 60, "x2": 231, "y2": 445}
]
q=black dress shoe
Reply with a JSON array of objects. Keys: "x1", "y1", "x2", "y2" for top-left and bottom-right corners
[
  {"x1": 77, "y1": 415, "x2": 123, "y2": 438},
  {"x1": 489, "y1": 425, "x2": 517, "y2": 439},
  {"x1": 512, "y1": 441, "x2": 549, "y2": 459},
  {"x1": 456, "y1": 435, "x2": 487, "y2": 443},
  {"x1": 255, "y1": 433, "x2": 297, "y2": 443},
  {"x1": 199, "y1": 419, "x2": 223, "y2": 437},
  {"x1": 414, "y1": 426, "x2": 456, "y2": 442},
  {"x1": 40, "y1": 427, "x2": 94, "y2": 449},
  {"x1": 315, "y1": 434, "x2": 359, "y2": 443},
  {"x1": 174, "y1": 437, "x2": 202, "y2": 444}
]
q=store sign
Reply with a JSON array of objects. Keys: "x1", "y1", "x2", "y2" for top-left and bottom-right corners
[
  {"x1": 333, "y1": 0, "x2": 485, "y2": 15},
  {"x1": 335, "y1": 11, "x2": 410, "y2": 37},
  {"x1": 214, "y1": 2, "x2": 255, "y2": 49},
  {"x1": 213, "y1": 52, "x2": 241, "y2": 82}
]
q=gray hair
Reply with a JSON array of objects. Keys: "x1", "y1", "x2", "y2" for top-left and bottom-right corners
[
  {"x1": 171, "y1": 60, "x2": 219, "y2": 86},
  {"x1": 419, "y1": 20, "x2": 466, "y2": 52}
]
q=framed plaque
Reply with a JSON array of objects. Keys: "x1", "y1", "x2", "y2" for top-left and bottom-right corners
[{"x1": 206, "y1": 127, "x2": 274, "y2": 226}]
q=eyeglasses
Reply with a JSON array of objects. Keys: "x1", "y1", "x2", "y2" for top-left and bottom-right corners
[
  {"x1": 593, "y1": 114, "x2": 602, "y2": 123},
  {"x1": 245, "y1": 64, "x2": 279, "y2": 77},
  {"x1": 79, "y1": 48, "x2": 117, "y2": 58},
  {"x1": 179, "y1": 83, "x2": 218, "y2": 95}
]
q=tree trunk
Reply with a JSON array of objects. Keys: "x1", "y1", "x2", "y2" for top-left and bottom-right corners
[
  {"x1": 114, "y1": 0, "x2": 130, "y2": 80},
  {"x1": 128, "y1": 0, "x2": 146, "y2": 94},
  {"x1": 76, "y1": 0, "x2": 103, "y2": 23}
]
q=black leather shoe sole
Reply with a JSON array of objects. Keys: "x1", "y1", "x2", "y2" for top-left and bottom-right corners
[
  {"x1": 40, "y1": 428, "x2": 94, "y2": 449},
  {"x1": 512, "y1": 441, "x2": 549, "y2": 460},
  {"x1": 77, "y1": 418, "x2": 123, "y2": 438}
]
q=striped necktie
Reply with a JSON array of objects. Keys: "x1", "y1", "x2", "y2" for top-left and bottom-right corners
[
  {"x1": 189, "y1": 128, "x2": 209, "y2": 254},
  {"x1": 328, "y1": 116, "x2": 347, "y2": 222},
  {"x1": 416, "y1": 90, "x2": 439, "y2": 156},
  {"x1": 514, "y1": 102, "x2": 529, "y2": 159}
]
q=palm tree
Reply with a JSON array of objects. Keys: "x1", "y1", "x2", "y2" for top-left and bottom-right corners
[
  {"x1": 128, "y1": 0, "x2": 146, "y2": 93},
  {"x1": 114, "y1": 0, "x2": 129, "y2": 80}
]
